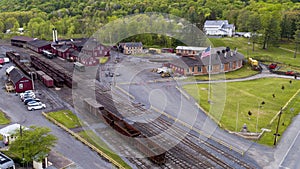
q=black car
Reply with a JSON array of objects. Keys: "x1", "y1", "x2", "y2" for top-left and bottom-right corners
[{"x1": 24, "y1": 98, "x2": 40, "y2": 105}]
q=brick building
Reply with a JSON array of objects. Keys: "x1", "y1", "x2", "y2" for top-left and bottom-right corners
[{"x1": 166, "y1": 47, "x2": 244, "y2": 76}]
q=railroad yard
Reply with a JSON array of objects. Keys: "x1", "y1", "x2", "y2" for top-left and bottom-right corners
[{"x1": 1, "y1": 42, "x2": 264, "y2": 169}]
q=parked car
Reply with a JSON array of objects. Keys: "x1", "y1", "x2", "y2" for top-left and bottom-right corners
[
  {"x1": 286, "y1": 70, "x2": 295, "y2": 75},
  {"x1": 24, "y1": 98, "x2": 40, "y2": 105},
  {"x1": 27, "y1": 101, "x2": 43, "y2": 107},
  {"x1": 21, "y1": 95, "x2": 36, "y2": 101},
  {"x1": 20, "y1": 90, "x2": 34, "y2": 97},
  {"x1": 27, "y1": 103, "x2": 46, "y2": 111},
  {"x1": 21, "y1": 93, "x2": 35, "y2": 100},
  {"x1": 269, "y1": 63, "x2": 277, "y2": 69}
]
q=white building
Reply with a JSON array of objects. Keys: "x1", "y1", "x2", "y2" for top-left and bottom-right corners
[
  {"x1": 204, "y1": 20, "x2": 235, "y2": 37},
  {"x1": 0, "y1": 123, "x2": 26, "y2": 145}
]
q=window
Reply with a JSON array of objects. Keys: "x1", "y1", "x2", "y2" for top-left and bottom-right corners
[
  {"x1": 208, "y1": 65, "x2": 212, "y2": 72},
  {"x1": 229, "y1": 62, "x2": 232, "y2": 69},
  {"x1": 192, "y1": 67, "x2": 195, "y2": 72},
  {"x1": 186, "y1": 68, "x2": 189, "y2": 73},
  {"x1": 220, "y1": 64, "x2": 224, "y2": 71},
  {"x1": 198, "y1": 66, "x2": 202, "y2": 72},
  {"x1": 19, "y1": 83, "x2": 23, "y2": 89}
]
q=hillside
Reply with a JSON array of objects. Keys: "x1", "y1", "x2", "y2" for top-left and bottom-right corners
[{"x1": 0, "y1": 0, "x2": 299, "y2": 48}]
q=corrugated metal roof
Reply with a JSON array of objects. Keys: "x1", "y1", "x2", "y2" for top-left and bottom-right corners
[
  {"x1": 176, "y1": 46, "x2": 206, "y2": 51},
  {"x1": 9, "y1": 68, "x2": 26, "y2": 85},
  {"x1": 11, "y1": 36, "x2": 35, "y2": 42},
  {"x1": 120, "y1": 42, "x2": 143, "y2": 48},
  {"x1": 27, "y1": 40, "x2": 51, "y2": 48},
  {"x1": 204, "y1": 20, "x2": 228, "y2": 27}
]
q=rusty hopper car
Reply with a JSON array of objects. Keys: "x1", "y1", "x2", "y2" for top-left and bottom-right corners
[
  {"x1": 101, "y1": 109, "x2": 141, "y2": 137},
  {"x1": 135, "y1": 135, "x2": 166, "y2": 164},
  {"x1": 82, "y1": 97, "x2": 166, "y2": 164}
]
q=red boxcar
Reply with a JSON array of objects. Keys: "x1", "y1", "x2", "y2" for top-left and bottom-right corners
[{"x1": 42, "y1": 74, "x2": 54, "y2": 87}]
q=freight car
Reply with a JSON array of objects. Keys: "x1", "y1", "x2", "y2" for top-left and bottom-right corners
[
  {"x1": 83, "y1": 98, "x2": 166, "y2": 164},
  {"x1": 30, "y1": 55, "x2": 76, "y2": 88},
  {"x1": 42, "y1": 74, "x2": 54, "y2": 87},
  {"x1": 6, "y1": 52, "x2": 37, "y2": 80}
]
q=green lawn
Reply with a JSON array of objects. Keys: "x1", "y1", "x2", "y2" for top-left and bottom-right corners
[
  {"x1": 185, "y1": 64, "x2": 259, "y2": 81},
  {"x1": 78, "y1": 130, "x2": 131, "y2": 169},
  {"x1": 209, "y1": 38, "x2": 300, "y2": 69},
  {"x1": 183, "y1": 78, "x2": 300, "y2": 146},
  {"x1": 47, "y1": 110, "x2": 82, "y2": 129},
  {"x1": 0, "y1": 110, "x2": 10, "y2": 125}
]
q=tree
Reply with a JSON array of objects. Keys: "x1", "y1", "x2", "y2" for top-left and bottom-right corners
[
  {"x1": 9, "y1": 126, "x2": 57, "y2": 165},
  {"x1": 294, "y1": 22, "x2": 300, "y2": 58},
  {"x1": 260, "y1": 12, "x2": 281, "y2": 49}
]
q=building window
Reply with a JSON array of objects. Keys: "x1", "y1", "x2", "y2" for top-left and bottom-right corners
[
  {"x1": 19, "y1": 84, "x2": 23, "y2": 89},
  {"x1": 208, "y1": 65, "x2": 212, "y2": 72},
  {"x1": 198, "y1": 66, "x2": 202, "y2": 72},
  {"x1": 229, "y1": 62, "x2": 232, "y2": 69},
  {"x1": 220, "y1": 64, "x2": 224, "y2": 71},
  {"x1": 186, "y1": 68, "x2": 189, "y2": 73},
  {"x1": 192, "y1": 67, "x2": 195, "y2": 72}
]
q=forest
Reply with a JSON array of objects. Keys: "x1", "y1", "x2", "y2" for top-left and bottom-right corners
[{"x1": 0, "y1": 0, "x2": 300, "y2": 48}]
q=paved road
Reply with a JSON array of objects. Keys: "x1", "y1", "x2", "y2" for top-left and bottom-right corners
[{"x1": 0, "y1": 52, "x2": 114, "y2": 168}]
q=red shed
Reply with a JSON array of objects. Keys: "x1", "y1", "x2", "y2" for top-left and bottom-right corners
[{"x1": 9, "y1": 68, "x2": 33, "y2": 93}]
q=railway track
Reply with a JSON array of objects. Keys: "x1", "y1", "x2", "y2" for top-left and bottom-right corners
[
  {"x1": 93, "y1": 83, "x2": 252, "y2": 168},
  {"x1": 137, "y1": 122, "x2": 222, "y2": 168},
  {"x1": 137, "y1": 117, "x2": 255, "y2": 169}
]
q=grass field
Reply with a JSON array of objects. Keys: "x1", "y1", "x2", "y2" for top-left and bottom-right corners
[
  {"x1": 47, "y1": 110, "x2": 131, "y2": 168},
  {"x1": 209, "y1": 38, "x2": 300, "y2": 70},
  {"x1": 0, "y1": 110, "x2": 10, "y2": 125},
  {"x1": 78, "y1": 130, "x2": 131, "y2": 169},
  {"x1": 47, "y1": 110, "x2": 82, "y2": 129},
  {"x1": 183, "y1": 78, "x2": 300, "y2": 146}
]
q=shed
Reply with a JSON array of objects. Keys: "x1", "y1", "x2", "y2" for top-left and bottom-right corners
[
  {"x1": 11, "y1": 36, "x2": 35, "y2": 47},
  {"x1": 9, "y1": 68, "x2": 33, "y2": 93}
]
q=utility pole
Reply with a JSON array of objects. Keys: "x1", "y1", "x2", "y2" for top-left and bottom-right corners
[{"x1": 274, "y1": 108, "x2": 283, "y2": 146}]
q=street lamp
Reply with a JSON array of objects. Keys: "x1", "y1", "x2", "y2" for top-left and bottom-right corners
[
  {"x1": 274, "y1": 108, "x2": 283, "y2": 146},
  {"x1": 30, "y1": 72, "x2": 35, "y2": 91}
]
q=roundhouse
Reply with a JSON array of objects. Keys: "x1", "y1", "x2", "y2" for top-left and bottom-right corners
[{"x1": 166, "y1": 47, "x2": 244, "y2": 76}]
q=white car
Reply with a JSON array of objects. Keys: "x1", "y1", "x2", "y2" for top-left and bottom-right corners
[
  {"x1": 21, "y1": 93, "x2": 35, "y2": 100},
  {"x1": 20, "y1": 90, "x2": 34, "y2": 97},
  {"x1": 27, "y1": 101, "x2": 43, "y2": 107},
  {"x1": 27, "y1": 103, "x2": 46, "y2": 111}
]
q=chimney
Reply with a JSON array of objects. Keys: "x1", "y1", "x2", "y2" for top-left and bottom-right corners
[
  {"x1": 52, "y1": 28, "x2": 55, "y2": 42},
  {"x1": 55, "y1": 28, "x2": 58, "y2": 42}
]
